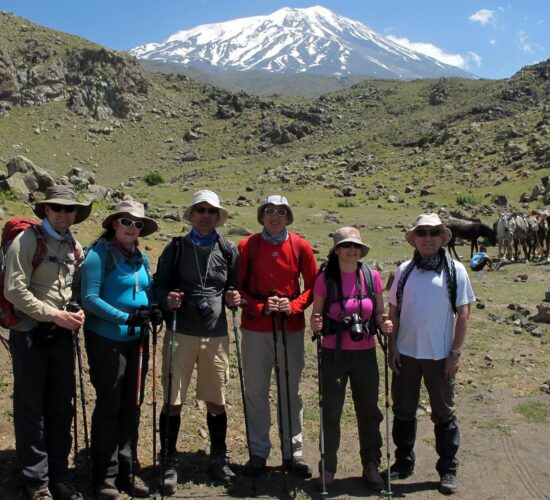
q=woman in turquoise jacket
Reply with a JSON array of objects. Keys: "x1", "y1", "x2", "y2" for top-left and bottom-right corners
[{"x1": 81, "y1": 201, "x2": 159, "y2": 500}]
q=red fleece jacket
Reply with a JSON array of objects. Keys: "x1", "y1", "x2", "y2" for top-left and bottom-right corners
[{"x1": 237, "y1": 233, "x2": 318, "y2": 333}]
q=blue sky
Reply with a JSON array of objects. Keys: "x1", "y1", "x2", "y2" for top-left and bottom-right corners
[{"x1": 1, "y1": 0, "x2": 548, "y2": 79}]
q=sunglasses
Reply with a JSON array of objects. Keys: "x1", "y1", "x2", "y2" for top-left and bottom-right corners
[
  {"x1": 194, "y1": 206, "x2": 219, "y2": 215},
  {"x1": 48, "y1": 204, "x2": 77, "y2": 213},
  {"x1": 338, "y1": 242, "x2": 363, "y2": 249},
  {"x1": 118, "y1": 218, "x2": 145, "y2": 230},
  {"x1": 264, "y1": 207, "x2": 288, "y2": 216},
  {"x1": 415, "y1": 228, "x2": 442, "y2": 238}
]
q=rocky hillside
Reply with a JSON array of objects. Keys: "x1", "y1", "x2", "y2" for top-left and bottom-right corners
[{"x1": 0, "y1": 11, "x2": 549, "y2": 222}]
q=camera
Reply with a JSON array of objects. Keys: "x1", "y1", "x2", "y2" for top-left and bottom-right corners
[
  {"x1": 342, "y1": 313, "x2": 367, "y2": 342},
  {"x1": 196, "y1": 297, "x2": 214, "y2": 318}
]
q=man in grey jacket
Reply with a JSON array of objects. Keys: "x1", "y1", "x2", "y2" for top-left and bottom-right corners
[
  {"x1": 155, "y1": 190, "x2": 240, "y2": 495},
  {"x1": 4, "y1": 185, "x2": 92, "y2": 500}
]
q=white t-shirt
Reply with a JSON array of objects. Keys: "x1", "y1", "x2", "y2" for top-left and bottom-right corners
[{"x1": 389, "y1": 260, "x2": 475, "y2": 360}]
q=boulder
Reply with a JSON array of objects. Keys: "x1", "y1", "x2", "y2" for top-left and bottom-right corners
[{"x1": 2, "y1": 171, "x2": 38, "y2": 201}]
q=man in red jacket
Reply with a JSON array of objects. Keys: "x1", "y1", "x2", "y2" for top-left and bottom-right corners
[{"x1": 238, "y1": 195, "x2": 318, "y2": 478}]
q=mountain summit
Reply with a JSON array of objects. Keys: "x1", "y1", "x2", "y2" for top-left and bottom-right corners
[{"x1": 130, "y1": 6, "x2": 473, "y2": 79}]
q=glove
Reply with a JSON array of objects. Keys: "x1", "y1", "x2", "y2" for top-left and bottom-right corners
[
  {"x1": 126, "y1": 309, "x2": 150, "y2": 326},
  {"x1": 150, "y1": 307, "x2": 164, "y2": 327}
]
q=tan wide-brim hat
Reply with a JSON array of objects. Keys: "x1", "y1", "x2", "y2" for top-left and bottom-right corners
[
  {"x1": 405, "y1": 213, "x2": 452, "y2": 247},
  {"x1": 102, "y1": 200, "x2": 159, "y2": 237},
  {"x1": 183, "y1": 190, "x2": 228, "y2": 227},
  {"x1": 329, "y1": 226, "x2": 370, "y2": 258},
  {"x1": 257, "y1": 194, "x2": 294, "y2": 225},
  {"x1": 34, "y1": 185, "x2": 92, "y2": 224}
]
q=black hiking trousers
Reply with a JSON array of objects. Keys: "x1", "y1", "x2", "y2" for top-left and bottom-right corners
[{"x1": 10, "y1": 327, "x2": 75, "y2": 490}]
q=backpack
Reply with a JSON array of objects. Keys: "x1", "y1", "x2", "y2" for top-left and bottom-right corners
[
  {"x1": 0, "y1": 217, "x2": 80, "y2": 329},
  {"x1": 164, "y1": 234, "x2": 234, "y2": 290},
  {"x1": 242, "y1": 232, "x2": 303, "y2": 298},
  {"x1": 322, "y1": 261, "x2": 377, "y2": 338}
]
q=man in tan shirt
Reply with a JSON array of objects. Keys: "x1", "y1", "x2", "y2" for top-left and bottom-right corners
[{"x1": 4, "y1": 185, "x2": 91, "y2": 500}]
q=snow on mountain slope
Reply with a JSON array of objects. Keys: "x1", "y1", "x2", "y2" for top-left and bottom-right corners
[{"x1": 130, "y1": 6, "x2": 473, "y2": 79}]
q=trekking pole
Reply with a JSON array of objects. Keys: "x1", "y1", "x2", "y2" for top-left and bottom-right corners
[
  {"x1": 280, "y1": 313, "x2": 296, "y2": 496},
  {"x1": 227, "y1": 287, "x2": 256, "y2": 497},
  {"x1": 67, "y1": 300, "x2": 91, "y2": 480},
  {"x1": 269, "y1": 291, "x2": 288, "y2": 493},
  {"x1": 132, "y1": 310, "x2": 148, "y2": 493},
  {"x1": 312, "y1": 316, "x2": 328, "y2": 497},
  {"x1": 162, "y1": 290, "x2": 180, "y2": 498},
  {"x1": 150, "y1": 302, "x2": 160, "y2": 498},
  {"x1": 376, "y1": 314, "x2": 392, "y2": 498}
]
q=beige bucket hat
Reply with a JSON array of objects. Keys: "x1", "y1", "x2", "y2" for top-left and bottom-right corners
[
  {"x1": 183, "y1": 190, "x2": 228, "y2": 227},
  {"x1": 405, "y1": 213, "x2": 452, "y2": 247},
  {"x1": 329, "y1": 226, "x2": 370, "y2": 258},
  {"x1": 102, "y1": 200, "x2": 158, "y2": 237},
  {"x1": 34, "y1": 185, "x2": 92, "y2": 224}
]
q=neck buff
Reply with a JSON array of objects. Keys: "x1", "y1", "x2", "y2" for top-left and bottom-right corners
[
  {"x1": 42, "y1": 218, "x2": 73, "y2": 242},
  {"x1": 261, "y1": 228, "x2": 288, "y2": 245},
  {"x1": 190, "y1": 227, "x2": 218, "y2": 247}
]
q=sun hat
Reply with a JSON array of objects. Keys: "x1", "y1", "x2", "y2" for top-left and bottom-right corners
[
  {"x1": 183, "y1": 190, "x2": 228, "y2": 227},
  {"x1": 257, "y1": 195, "x2": 294, "y2": 225},
  {"x1": 102, "y1": 200, "x2": 158, "y2": 237},
  {"x1": 329, "y1": 226, "x2": 370, "y2": 258},
  {"x1": 34, "y1": 185, "x2": 92, "y2": 224},
  {"x1": 405, "y1": 213, "x2": 452, "y2": 247}
]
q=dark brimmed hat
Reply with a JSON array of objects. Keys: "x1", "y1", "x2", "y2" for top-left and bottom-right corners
[
  {"x1": 34, "y1": 185, "x2": 92, "y2": 224},
  {"x1": 102, "y1": 200, "x2": 158, "y2": 237},
  {"x1": 329, "y1": 226, "x2": 370, "y2": 258},
  {"x1": 257, "y1": 195, "x2": 294, "y2": 225},
  {"x1": 183, "y1": 190, "x2": 228, "y2": 227}
]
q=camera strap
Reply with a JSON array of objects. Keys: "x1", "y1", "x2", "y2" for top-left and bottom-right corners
[{"x1": 193, "y1": 243, "x2": 214, "y2": 292}]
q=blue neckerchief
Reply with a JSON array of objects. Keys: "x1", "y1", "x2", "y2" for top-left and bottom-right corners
[
  {"x1": 262, "y1": 228, "x2": 288, "y2": 245},
  {"x1": 41, "y1": 218, "x2": 73, "y2": 242},
  {"x1": 190, "y1": 228, "x2": 219, "y2": 247}
]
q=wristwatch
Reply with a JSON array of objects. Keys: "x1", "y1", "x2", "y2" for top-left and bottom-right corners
[{"x1": 450, "y1": 349, "x2": 461, "y2": 360}]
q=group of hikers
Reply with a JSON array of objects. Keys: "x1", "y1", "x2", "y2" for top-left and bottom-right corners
[{"x1": 3, "y1": 184, "x2": 475, "y2": 500}]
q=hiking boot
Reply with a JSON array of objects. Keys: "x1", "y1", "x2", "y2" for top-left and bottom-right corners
[
  {"x1": 93, "y1": 480, "x2": 119, "y2": 500},
  {"x1": 283, "y1": 457, "x2": 313, "y2": 478},
  {"x1": 381, "y1": 462, "x2": 415, "y2": 481},
  {"x1": 208, "y1": 455, "x2": 236, "y2": 483},
  {"x1": 159, "y1": 453, "x2": 178, "y2": 496},
  {"x1": 49, "y1": 481, "x2": 83, "y2": 500},
  {"x1": 244, "y1": 455, "x2": 267, "y2": 477},
  {"x1": 362, "y1": 463, "x2": 384, "y2": 491},
  {"x1": 24, "y1": 486, "x2": 52, "y2": 500},
  {"x1": 439, "y1": 472, "x2": 458, "y2": 494},
  {"x1": 116, "y1": 475, "x2": 149, "y2": 498}
]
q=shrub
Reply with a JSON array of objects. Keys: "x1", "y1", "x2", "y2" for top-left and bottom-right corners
[
  {"x1": 143, "y1": 172, "x2": 164, "y2": 186},
  {"x1": 456, "y1": 192, "x2": 481, "y2": 206},
  {"x1": 337, "y1": 199, "x2": 356, "y2": 208}
]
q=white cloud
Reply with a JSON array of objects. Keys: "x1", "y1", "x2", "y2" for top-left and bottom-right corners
[
  {"x1": 489, "y1": 39, "x2": 497, "y2": 45},
  {"x1": 388, "y1": 35, "x2": 465, "y2": 68},
  {"x1": 514, "y1": 30, "x2": 542, "y2": 54},
  {"x1": 388, "y1": 35, "x2": 482, "y2": 72},
  {"x1": 469, "y1": 9, "x2": 497, "y2": 27}
]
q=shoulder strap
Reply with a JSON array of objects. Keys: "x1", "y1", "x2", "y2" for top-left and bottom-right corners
[
  {"x1": 359, "y1": 262, "x2": 375, "y2": 302},
  {"x1": 243, "y1": 233, "x2": 261, "y2": 293},
  {"x1": 216, "y1": 235, "x2": 234, "y2": 265},
  {"x1": 287, "y1": 232, "x2": 302, "y2": 269},
  {"x1": 30, "y1": 226, "x2": 48, "y2": 270}
]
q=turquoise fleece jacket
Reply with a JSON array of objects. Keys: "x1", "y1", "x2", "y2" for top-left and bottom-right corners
[{"x1": 81, "y1": 239, "x2": 152, "y2": 341}]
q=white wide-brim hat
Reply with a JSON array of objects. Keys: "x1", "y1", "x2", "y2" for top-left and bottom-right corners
[
  {"x1": 405, "y1": 213, "x2": 452, "y2": 247},
  {"x1": 102, "y1": 200, "x2": 158, "y2": 237},
  {"x1": 329, "y1": 226, "x2": 370, "y2": 258},
  {"x1": 183, "y1": 190, "x2": 228, "y2": 227},
  {"x1": 257, "y1": 195, "x2": 294, "y2": 225}
]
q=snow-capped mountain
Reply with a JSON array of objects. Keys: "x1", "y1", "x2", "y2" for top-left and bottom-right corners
[{"x1": 130, "y1": 6, "x2": 473, "y2": 79}]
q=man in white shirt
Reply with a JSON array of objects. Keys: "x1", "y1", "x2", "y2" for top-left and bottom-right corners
[{"x1": 387, "y1": 214, "x2": 475, "y2": 495}]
